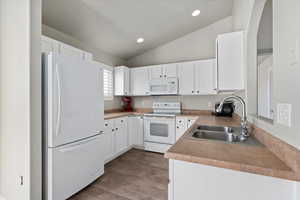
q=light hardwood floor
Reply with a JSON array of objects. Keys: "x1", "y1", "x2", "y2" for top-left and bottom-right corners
[{"x1": 68, "y1": 149, "x2": 169, "y2": 200}]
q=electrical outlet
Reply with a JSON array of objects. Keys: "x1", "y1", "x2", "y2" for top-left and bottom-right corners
[{"x1": 277, "y1": 103, "x2": 292, "y2": 127}]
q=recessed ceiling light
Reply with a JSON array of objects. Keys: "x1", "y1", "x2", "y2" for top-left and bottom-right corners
[
  {"x1": 137, "y1": 38, "x2": 144, "y2": 43},
  {"x1": 192, "y1": 9, "x2": 201, "y2": 17}
]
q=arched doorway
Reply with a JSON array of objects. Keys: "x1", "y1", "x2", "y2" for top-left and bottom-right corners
[{"x1": 245, "y1": 0, "x2": 269, "y2": 116}]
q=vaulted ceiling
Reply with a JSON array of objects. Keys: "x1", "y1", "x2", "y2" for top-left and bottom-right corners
[{"x1": 43, "y1": 0, "x2": 233, "y2": 60}]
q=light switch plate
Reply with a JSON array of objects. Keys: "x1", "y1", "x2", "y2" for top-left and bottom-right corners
[{"x1": 277, "y1": 103, "x2": 292, "y2": 127}]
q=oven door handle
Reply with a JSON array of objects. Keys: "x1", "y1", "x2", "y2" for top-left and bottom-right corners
[{"x1": 144, "y1": 116, "x2": 175, "y2": 120}]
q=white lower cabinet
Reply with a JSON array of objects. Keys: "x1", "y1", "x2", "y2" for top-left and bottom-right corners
[
  {"x1": 169, "y1": 160, "x2": 296, "y2": 200},
  {"x1": 103, "y1": 117, "x2": 129, "y2": 163},
  {"x1": 114, "y1": 117, "x2": 128, "y2": 154},
  {"x1": 103, "y1": 116, "x2": 144, "y2": 163},
  {"x1": 103, "y1": 120, "x2": 115, "y2": 162},
  {"x1": 128, "y1": 116, "x2": 144, "y2": 148}
]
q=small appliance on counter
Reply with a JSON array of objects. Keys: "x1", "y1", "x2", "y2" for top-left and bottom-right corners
[
  {"x1": 122, "y1": 96, "x2": 133, "y2": 112},
  {"x1": 213, "y1": 101, "x2": 235, "y2": 117}
]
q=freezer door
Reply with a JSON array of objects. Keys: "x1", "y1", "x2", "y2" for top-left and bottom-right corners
[
  {"x1": 46, "y1": 134, "x2": 104, "y2": 200},
  {"x1": 44, "y1": 53, "x2": 104, "y2": 147}
]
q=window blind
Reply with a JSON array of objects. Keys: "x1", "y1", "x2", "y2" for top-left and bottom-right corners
[{"x1": 103, "y1": 68, "x2": 113, "y2": 100}]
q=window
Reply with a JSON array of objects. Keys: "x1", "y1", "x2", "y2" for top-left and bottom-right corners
[{"x1": 103, "y1": 66, "x2": 114, "y2": 100}]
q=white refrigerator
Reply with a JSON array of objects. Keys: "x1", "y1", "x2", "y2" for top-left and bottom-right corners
[{"x1": 42, "y1": 53, "x2": 104, "y2": 200}]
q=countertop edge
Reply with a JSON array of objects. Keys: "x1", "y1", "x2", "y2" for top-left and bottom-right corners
[{"x1": 164, "y1": 151, "x2": 298, "y2": 182}]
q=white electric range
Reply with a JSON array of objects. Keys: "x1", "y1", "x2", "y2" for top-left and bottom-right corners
[{"x1": 143, "y1": 102, "x2": 181, "y2": 153}]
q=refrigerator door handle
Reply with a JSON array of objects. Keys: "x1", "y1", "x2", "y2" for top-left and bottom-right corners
[
  {"x1": 58, "y1": 135, "x2": 100, "y2": 153},
  {"x1": 55, "y1": 64, "x2": 62, "y2": 136}
]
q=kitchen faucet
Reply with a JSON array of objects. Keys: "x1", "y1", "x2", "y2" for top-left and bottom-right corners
[{"x1": 216, "y1": 95, "x2": 249, "y2": 141}]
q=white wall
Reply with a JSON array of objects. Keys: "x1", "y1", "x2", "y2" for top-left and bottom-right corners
[
  {"x1": 127, "y1": 16, "x2": 233, "y2": 67},
  {"x1": 240, "y1": 0, "x2": 300, "y2": 151},
  {"x1": 232, "y1": 0, "x2": 256, "y2": 30},
  {"x1": 104, "y1": 97, "x2": 122, "y2": 111},
  {"x1": 0, "y1": 0, "x2": 41, "y2": 199},
  {"x1": 30, "y1": 0, "x2": 42, "y2": 199},
  {"x1": 42, "y1": 25, "x2": 125, "y2": 66},
  {"x1": 272, "y1": 0, "x2": 300, "y2": 149}
]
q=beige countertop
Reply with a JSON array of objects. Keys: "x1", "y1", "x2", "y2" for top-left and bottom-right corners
[
  {"x1": 104, "y1": 110, "x2": 298, "y2": 181},
  {"x1": 165, "y1": 114, "x2": 297, "y2": 181},
  {"x1": 104, "y1": 112, "x2": 141, "y2": 120}
]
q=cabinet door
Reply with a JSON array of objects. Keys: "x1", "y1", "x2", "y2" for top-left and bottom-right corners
[
  {"x1": 149, "y1": 65, "x2": 163, "y2": 79},
  {"x1": 103, "y1": 120, "x2": 114, "y2": 162},
  {"x1": 130, "y1": 67, "x2": 150, "y2": 96},
  {"x1": 114, "y1": 117, "x2": 128, "y2": 154},
  {"x1": 128, "y1": 116, "x2": 144, "y2": 147},
  {"x1": 178, "y1": 62, "x2": 195, "y2": 95},
  {"x1": 194, "y1": 59, "x2": 217, "y2": 95},
  {"x1": 136, "y1": 116, "x2": 144, "y2": 146},
  {"x1": 124, "y1": 67, "x2": 130, "y2": 95},
  {"x1": 128, "y1": 117, "x2": 137, "y2": 146},
  {"x1": 217, "y1": 31, "x2": 244, "y2": 91},
  {"x1": 114, "y1": 66, "x2": 130, "y2": 96},
  {"x1": 163, "y1": 63, "x2": 178, "y2": 78}
]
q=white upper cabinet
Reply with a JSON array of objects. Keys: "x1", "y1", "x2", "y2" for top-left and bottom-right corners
[
  {"x1": 163, "y1": 63, "x2": 178, "y2": 78},
  {"x1": 114, "y1": 66, "x2": 130, "y2": 96},
  {"x1": 178, "y1": 59, "x2": 216, "y2": 95},
  {"x1": 194, "y1": 59, "x2": 217, "y2": 95},
  {"x1": 149, "y1": 65, "x2": 163, "y2": 79},
  {"x1": 130, "y1": 67, "x2": 150, "y2": 96},
  {"x1": 149, "y1": 64, "x2": 178, "y2": 79},
  {"x1": 41, "y1": 36, "x2": 93, "y2": 61},
  {"x1": 178, "y1": 62, "x2": 195, "y2": 95},
  {"x1": 216, "y1": 31, "x2": 244, "y2": 91}
]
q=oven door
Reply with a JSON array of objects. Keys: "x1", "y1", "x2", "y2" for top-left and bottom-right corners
[{"x1": 144, "y1": 116, "x2": 176, "y2": 144}]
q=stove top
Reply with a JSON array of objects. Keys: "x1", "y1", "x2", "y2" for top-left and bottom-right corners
[{"x1": 143, "y1": 112, "x2": 178, "y2": 117}]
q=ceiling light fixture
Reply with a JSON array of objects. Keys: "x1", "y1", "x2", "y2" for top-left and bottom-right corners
[
  {"x1": 192, "y1": 9, "x2": 201, "y2": 17},
  {"x1": 137, "y1": 38, "x2": 144, "y2": 43}
]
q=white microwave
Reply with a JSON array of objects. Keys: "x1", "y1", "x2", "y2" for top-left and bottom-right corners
[{"x1": 149, "y1": 77, "x2": 178, "y2": 95}]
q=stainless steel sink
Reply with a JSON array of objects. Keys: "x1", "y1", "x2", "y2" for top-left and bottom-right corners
[{"x1": 186, "y1": 125, "x2": 263, "y2": 146}]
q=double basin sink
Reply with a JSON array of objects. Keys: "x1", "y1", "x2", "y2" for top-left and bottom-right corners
[{"x1": 186, "y1": 125, "x2": 262, "y2": 146}]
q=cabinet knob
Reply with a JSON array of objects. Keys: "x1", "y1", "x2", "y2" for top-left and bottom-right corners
[
  {"x1": 116, "y1": 128, "x2": 118, "y2": 131},
  {"x1": 160, "y1": 75, "x2": 162, "y2": 78},
  {"x1": 177, "y1": 126, "x2": 179, "y2": 129},
  {"x1": 197, "y1": 91, "x2": 200, "y2": 93},
  {"x1": 121, "y1": 120, "x2": 124, "y2": 123},
  {"x1": 192, "y1": 91, "x2": 194, "y2": 93},
  {"x1": 112, "y1": 129, "x2": 114, "y2": 132},
  {"x1": 105, "y1": 124, "x2": 108, "y2": 126},
  {"x1": 164, "y1": 75, "x2": 167, "y2": 78}
]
